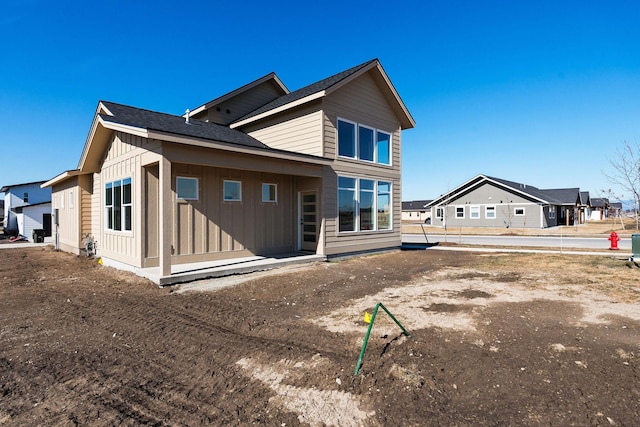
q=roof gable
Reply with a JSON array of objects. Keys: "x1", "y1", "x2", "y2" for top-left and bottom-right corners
[
  {"x1": 427, "y1": 174, "x2": 582, "y2": 207},
  {"x1": 78, "y1": 101, "x2": 271, "y2": 172},
  {"x1": 230, "y1": 59, "x2": 415, "y2": 130},
  {"x1": 189, "y1": 73, "x2": 289, "y2": 125}
]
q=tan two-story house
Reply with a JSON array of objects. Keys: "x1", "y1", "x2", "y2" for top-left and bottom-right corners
[{"x1": 43, "y1": 59, "x2": 415, "y2": 285}]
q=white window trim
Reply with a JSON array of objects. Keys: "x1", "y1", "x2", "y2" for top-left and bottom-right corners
[
  {"x1": 435, "y1": 207, "x2": 443, "y2": 219},
  {"x1": 455, "y1": 206, "x2": 465, "y2": 219},
  {"x1": 514, "y1": 207, "x2": 525, "y2": 216},
  {"x1": 337, "y1": 117, "x2": 393, "y2": 166},
  {"x1": 337, "y1": 118, "x2": 357, "y2": 160},
  {"x1": 485, "y1": 205, "x2": 496, "y2": 219},
  {"x1": 376, "y1": 129, "x2": 392, "y2": 166},
  {"x1": 470, "y1": 205, "x2": 480, "y2": 219},
  {"x1": 223, "y1": 180, "x2": 242, "y2": 202},
  {"x1": 262, "y1": 183, "x2": 277, "y2": 203},
  {"x1": 549, "y1": 209, "x2": 556, "y2": 219},
  {"x1": 105, "y1": 177, "x2": 133, "y2": 233},
  {"x1": 337, "y1": 176, "x2": 393, "y2": 234},
  {"x1": 176, "y1": 176, "x2": 199, "y2": 201}
]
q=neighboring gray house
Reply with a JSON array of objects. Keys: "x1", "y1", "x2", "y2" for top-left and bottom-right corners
[
  {"x1": 401, "y1": 200, "x2": 432, "y2": 223},
  {"x1": 425, "y1": 174, "x2": 585, "y2": 229},
  {"x1": 1, "y1": 181, "x2": 52, "y2": 240}
]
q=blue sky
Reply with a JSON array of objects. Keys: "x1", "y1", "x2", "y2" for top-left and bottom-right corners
[{"x1": 1, "y1": 0, "x2": 639, "y2": 202}]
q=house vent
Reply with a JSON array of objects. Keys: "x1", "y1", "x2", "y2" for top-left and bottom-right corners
[{"x1": 185, "y1": 109, "x2": 190, "y2": 124}]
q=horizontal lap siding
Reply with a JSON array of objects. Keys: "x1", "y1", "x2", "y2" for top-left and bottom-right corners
[
  {"x1": 441, "y1": 183, "x2": 544, "y2": 228},
  {"x1": 321, "y1": 71, "x2": 403, "y2": 255},
  {"x1": 244, "y1": 103, "x2": 323, "y2": 156}
]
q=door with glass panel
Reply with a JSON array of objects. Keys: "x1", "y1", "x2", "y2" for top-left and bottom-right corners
[{"x1": 299, "y1": 191, "x2": 317, "y2": 251}]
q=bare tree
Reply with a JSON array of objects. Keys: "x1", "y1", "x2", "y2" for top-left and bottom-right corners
[{"x1": 604, "y1": 140, "x2": 640, "y2": 229}]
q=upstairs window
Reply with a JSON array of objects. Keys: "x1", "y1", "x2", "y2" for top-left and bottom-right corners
[
  {"x1": 23, "y1": 192, "x2": 29, "y2": 203},
  {"x1": 337, "y1": 118, "x2": 392, "y2": 165},
  {"x1": 337, "y1": 120, "x2": 356, "y2": 158}
]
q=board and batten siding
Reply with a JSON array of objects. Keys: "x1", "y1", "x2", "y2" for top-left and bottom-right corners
[
  {"x1": 244, "y1": 102, "x2": 324, "y2": 156},
  {"x1": 97, "y1": 132, "x2": 148, "y2": 267},
  {"x1": 170, "y1": 163, "x2": 296, "y2": 264}
]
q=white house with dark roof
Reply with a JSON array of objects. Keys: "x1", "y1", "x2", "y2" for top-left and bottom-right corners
[
  {"x1": 42, "y1": 59, "x2": 415, "y2": 284},
  {"x1": 1, "y1": 180, "x2": 52, "y2": 240},
  {"x1": 425, "y1": 174, "x2": 587, "y2": 229},
  {"x1": 401, "y1": 200, "x2": 432, "y2": 223}
]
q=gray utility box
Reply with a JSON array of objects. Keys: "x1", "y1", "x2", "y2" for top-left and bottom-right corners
[
  {"x1": 32, "y1": 229, "x2": 45, "y2": 243},
  {"x1": 633, "y1": 234, "x2": 640, "y2": 259}
]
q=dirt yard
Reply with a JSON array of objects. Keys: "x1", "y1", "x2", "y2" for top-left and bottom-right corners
[{"x1": 1, "y1": 246, "x2": 640, "y2": 426}]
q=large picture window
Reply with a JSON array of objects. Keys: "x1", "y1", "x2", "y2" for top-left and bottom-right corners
[
  {"x1": 105, "y1": 178, "x2": 132, "y2": 231},
  {"x1": 377, "y1": 181, "x2": 391, "y2": 230},
  {"x1": 338, "y1": 177, "x2": 357, "y2": 232},
  {"x1": 337, "y1": 118, "x2": 392, "y2": 165},
  {"x1": 338, "y1": 176, "x2": 393, "y2": 233}
]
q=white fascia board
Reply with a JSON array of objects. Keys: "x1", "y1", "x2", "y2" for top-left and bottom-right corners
[
  {"x1": 41, "y1": 170, "x2": 82, "y2": 188},
  {"x1": 229, "y1": 91, "x2": 326, "y2": 129},
  {"x1": 99, "y1": 117, "x2": 149, "y2": 138}
]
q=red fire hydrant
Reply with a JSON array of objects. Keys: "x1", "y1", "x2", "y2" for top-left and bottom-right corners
[{"x1": 608, "y1": 231, "x2": 620, "y2": 250}]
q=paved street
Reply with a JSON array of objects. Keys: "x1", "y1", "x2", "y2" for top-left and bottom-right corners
[{"x1": 403, "y1": 233, "x2": 633, "y2": 252}]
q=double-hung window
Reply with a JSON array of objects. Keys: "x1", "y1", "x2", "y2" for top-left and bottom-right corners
[
  {"x1": 338, "y1": 176, "x2": 392, "y2": 233},
  {"x1": 485, "y1": 205, "x2": 496, "y2": 219},
  {"x1": 105, "y1": 178, "x2": 132, "y2": 231},
  {"x1": 337, "y1": 118, "x2": 392, "y2": 165},
  {"x1": 456, "y1": 207, "x2": 464, "y2": 218},
  {"x1": 470, "y1": 205, "x2": 480, "y2": 219}
]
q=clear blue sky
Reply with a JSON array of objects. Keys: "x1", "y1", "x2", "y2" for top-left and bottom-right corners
[{"x1": 1, "y1": 0, "x2": 639, "y2": 202}]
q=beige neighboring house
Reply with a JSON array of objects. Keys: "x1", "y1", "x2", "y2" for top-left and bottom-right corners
[{"x1": 42, "y1": 59, "x2": 415, "y2": 284}]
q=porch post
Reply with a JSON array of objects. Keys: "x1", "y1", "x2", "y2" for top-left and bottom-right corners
[{"x1": 159, "y1": 157, "x2": 172, "y2": 277}]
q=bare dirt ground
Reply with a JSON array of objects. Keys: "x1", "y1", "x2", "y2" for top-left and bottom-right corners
[{"x1": 1, "y1": 246, "x2": 640, "y2": 426}]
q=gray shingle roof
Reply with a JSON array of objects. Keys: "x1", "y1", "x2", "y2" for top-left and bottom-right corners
[
  {"x1": 486, "y1": 176, "x2": 580, "y2": 205},
  {"x1": 234, "y1": 59, "x2": 379, "y2": 123},
  {"x1": 99, "y1": 101, "x2": 270, "y2": 149},
  {"x1": 402, "y1": 200, "x2": 432, "y2": 210}
]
